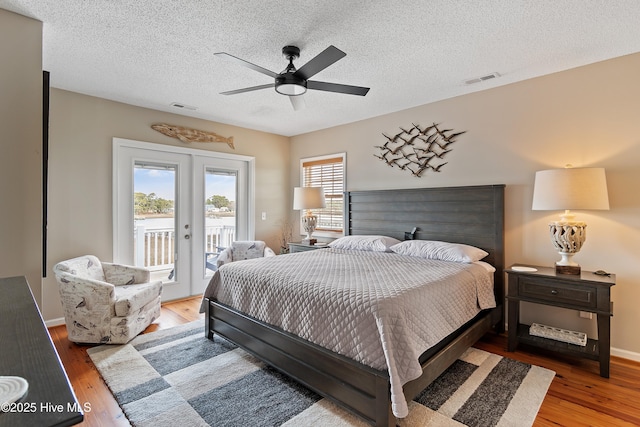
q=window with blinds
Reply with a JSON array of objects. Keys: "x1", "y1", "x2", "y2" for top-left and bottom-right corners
[{"x1": 301, "y1": 154, "x2": 345, "y2": 233}]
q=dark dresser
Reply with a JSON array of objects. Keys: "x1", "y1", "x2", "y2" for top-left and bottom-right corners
[{"x1": 0, "y1": 276, "x2": 83, "y2": 426}]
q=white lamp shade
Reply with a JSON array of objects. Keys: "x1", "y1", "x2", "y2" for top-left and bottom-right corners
[
  {"x1": 532, "y1": 167, "x2": 609, "y2": 211},
  {"x1": 293, "y1": 187, "x2": 326, "y2": 210}
]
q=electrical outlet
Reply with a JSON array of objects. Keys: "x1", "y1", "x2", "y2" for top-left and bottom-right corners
[
  {"x1": 261, "y1": 212, "x2": 266, "y2": 220},
  {"x1": 579, "y1": 311, "x2": 593, "y2": 319}
]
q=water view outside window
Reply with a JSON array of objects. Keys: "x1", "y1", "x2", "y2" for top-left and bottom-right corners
[
  {"x1": 204, "y1": 169, "x2": 237, "y2": 274},
  {"x1": 133, "y1": 164, "x2": 238, "y2": 281},
  {"x1": 133, "y1": 163, "x2": 176, "y2": 282}
]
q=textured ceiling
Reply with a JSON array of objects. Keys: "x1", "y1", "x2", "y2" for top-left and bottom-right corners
[{"x1": 2, "y1": 0, "x2": 640, "y2": 137}]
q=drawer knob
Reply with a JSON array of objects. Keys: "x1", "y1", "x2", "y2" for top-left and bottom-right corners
[{"x1": 551, "y1": 289, "x2": 559, "y2": 295}]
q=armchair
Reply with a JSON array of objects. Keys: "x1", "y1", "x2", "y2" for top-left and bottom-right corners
[
  {"x1": 216, "y1": 240, "x2": 276, "y2": 268},
  {"x1": 53, "y1": 255, "x2": 162, "y2": 344}
]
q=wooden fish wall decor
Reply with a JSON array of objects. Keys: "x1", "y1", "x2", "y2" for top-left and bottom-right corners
[
  {"x1": 152, "y1": 123, "x2": 235, "y2": 149},
  {"x1": 374, "y1": 123, "x2": 465, "y2": 177}
]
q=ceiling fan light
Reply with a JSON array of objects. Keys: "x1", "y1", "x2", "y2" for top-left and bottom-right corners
[{"x1": 276, "y1": 83, "x2": 307, "y2": 96}]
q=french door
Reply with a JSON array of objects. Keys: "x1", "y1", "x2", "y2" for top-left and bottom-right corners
[{"x1": 113, "y1": 138, "x2": 254, "y2": 301}]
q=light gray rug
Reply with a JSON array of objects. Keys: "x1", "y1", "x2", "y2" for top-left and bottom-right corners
[{"x1": 88, "y1": 321, "x2": 555, "y2": 427}]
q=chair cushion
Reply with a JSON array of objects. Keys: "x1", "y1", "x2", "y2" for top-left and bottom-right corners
[
  {"x1": 113, "y1": 281, "x2": 162, "y2": 317},
  {"x1": 110, "y1": 295, "x2": 161, "y2": 344},
  {"x1": 103, "y1": 262, "x2": 150, "y2": 286}
]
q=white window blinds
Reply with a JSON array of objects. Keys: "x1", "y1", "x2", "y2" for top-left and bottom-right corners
[{"x1": 301, "y1": 155, "x2": 344, "y2": 232}]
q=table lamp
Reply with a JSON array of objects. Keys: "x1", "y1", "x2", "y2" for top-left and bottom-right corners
[
  {"x1": 293, "y1": 186, "x2": 326, "y2": 245},
  {"x1": 532, "y1": 166, "x2": 609, "y2": 275}
]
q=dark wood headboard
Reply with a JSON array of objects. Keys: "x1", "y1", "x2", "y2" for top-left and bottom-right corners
[{"x1": 344, "y1": 184, "x2": 505, "y2": 312}]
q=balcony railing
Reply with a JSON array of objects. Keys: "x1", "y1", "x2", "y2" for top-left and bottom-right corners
[{"x1": 134, "y1": 225, "x2": 235, "y2": 272}]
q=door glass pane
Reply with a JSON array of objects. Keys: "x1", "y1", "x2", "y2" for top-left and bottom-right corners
[
  {"x1": 134, "y1": 162, "x2": 176, "y2": 283},
  {"x1": 204, "y1": 169, "x2": 237, "y2": 275}
]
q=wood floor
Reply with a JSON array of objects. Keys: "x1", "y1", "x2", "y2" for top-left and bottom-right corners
[{"x1": 49, "y1": 297, "x2": 640, "y2": 426}]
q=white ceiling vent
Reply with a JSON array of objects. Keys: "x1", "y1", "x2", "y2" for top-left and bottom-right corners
[
  {"x1": 464, "y1": 72, "x2": 501, "y2": 85},
  {"x1": 170, "y1": 102, "x2": 198, "y2": 110}
]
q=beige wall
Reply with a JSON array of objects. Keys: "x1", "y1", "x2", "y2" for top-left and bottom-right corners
[
  {"x1": 3, "y1": 5, "x2": 639, "y2": 359},
  {"x1": 0, "y1": 10, "x2": 43, "y2": 304},
  {"x1": 43, "y1": 89, "x2": 289, "y2": 320},
  {"x1": 290, "y1": 53, "x2": 640, "y2": 358}
]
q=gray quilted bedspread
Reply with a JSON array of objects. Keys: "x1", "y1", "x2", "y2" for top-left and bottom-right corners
[{"x1": 201, "y1": 248, "x2": 496, "y2": 418}]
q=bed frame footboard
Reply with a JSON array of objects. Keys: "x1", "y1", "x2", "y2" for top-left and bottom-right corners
[
  {"x1": 206, "y1": 298, "x2": 501, "y2": 426},
  {"x1": 206, "y1": 299, "x2": 395, "y2": 426}
]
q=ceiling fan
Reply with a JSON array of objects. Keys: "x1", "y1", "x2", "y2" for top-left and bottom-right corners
[{"x1": 215, "y1": 45, "x2": 370, "y2": 110}]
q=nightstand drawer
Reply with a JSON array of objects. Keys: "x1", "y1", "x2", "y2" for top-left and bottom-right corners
[{"x1": 518, "y1": 278, "x2": 596, "y2": 309}]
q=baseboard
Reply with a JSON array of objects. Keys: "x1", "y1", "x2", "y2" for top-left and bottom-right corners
[
  {"x1": 612, "y1": 347, "x2": 640, "y2": 363},
  {"x1": 45, "y1": 317, "x2": 66, "y2": 328}
]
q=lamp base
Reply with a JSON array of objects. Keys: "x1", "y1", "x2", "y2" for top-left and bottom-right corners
[
  {"x1": 555, "y1": 251, "x2": 581, "y2": 275},
  {"x1": 301, "y1": 213, "x2": 318, "y2": 246},
  {"x1": 556, "y1": 264, "x2": 581, "y2": 275}
]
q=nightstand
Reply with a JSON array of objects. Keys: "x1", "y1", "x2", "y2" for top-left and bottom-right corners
[
  {"x1": 506, "y1": 265, "x2": 615, "y2": 378},
  {"x1": 288, "y1": 242, "x2": 328, "y2": 253}
]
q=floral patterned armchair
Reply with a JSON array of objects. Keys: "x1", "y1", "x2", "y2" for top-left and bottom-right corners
[
  {"x1": 53, "y1": 255, "x2": 162, "y2": 344},
  {"x1": 216, "y1": 241, "x2": 276, "y2": 268}
]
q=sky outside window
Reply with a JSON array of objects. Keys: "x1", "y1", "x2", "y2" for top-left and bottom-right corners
[{"x1": 134, "y1": 168, "x2": 236, "y2": 201}]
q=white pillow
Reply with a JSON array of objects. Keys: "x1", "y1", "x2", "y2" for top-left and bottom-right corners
[
  {"x1": 389, "y1": 240, "x2": 488, "y2": 263},
  {"x1": 474, "y1": 260, "x2": 496, "y2": 273},
  {"x1": 328, "y1": 235, "x2": 401, "y2": 252}
]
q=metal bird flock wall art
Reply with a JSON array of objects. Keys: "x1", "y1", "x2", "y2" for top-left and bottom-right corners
[
  {"x1": 152, "y1": 123, "x2": 235, "y2": 149},
  {"x1": 374, "y1": 123, "x2": 466, "y2": 177}
]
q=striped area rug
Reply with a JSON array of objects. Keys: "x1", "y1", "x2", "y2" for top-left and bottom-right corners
[{"x1": 88, "y1": 321, "x2": 554, "y2": 427}]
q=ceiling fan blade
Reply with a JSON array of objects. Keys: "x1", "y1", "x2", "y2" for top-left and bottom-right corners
[
  {"x1": 220, "y1": 83, "x2": 275, "y2": 95},
  {"x1": 214, "y1": 52, "x2": 278, "y2": 78},
  {"x1": 307, "y1": 80, "x2": 370, "y2": 96},
  {"x1": 289, "y1": 95, "x2": 306, "y2": 111},
  {"x1": 293, "y1": 45, "x2": 346, "y2": 80}
]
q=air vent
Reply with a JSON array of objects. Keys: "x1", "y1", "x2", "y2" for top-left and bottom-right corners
[
  {"x1": 464, "y1": 72, "x2": 501, "y2": 85},
  {"x1": 170, "y1": 102, "x2": 197, "y2": 110}
]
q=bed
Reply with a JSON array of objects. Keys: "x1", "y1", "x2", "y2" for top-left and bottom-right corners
[{"x1": 203, "y1": 184, "x2": 505, "y2": 426}]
